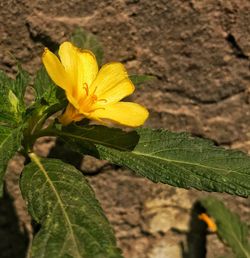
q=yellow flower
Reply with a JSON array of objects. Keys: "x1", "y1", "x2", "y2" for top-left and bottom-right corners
[{"x1": 42, "y1": 42, "x2": 149, "y2": 126}]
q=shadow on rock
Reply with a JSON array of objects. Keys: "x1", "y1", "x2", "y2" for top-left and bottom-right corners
[
  {"x1": 0, "y1": 188, "x2": 29, "y2": 258},
  {"x1": 180, "y1": 201, "x2": 207, "y2": 258}
]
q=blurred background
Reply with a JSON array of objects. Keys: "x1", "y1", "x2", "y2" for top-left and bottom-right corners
[{"x1": 0, "y1": 0, "x2": 250, "y2": 257}]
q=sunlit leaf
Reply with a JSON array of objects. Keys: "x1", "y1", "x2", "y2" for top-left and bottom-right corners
[
  {"x1": 0, "y1": 66, "x2": 29, "y2": 123},
  {"x1": 0, "y1": 70, "x2": 28, "y2": 125},
  {"x1": 200, "y1": 197, "x2": 250, "y2": 258},
  {"x1": 21, "y1": 157, "x2": 123, "y2": 258}
]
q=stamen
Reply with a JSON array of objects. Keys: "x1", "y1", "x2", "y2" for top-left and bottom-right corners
[
  {"x1": 91, "y1": 95, "x2": 97, "y2": 101},
  {"x1": 89, "y1": 107, "x2": 106, "y2": 112},
  {"x1": 97, "y1": 98, "x2": 107, "y2": 103},
  {"x1": 92, "y1": 84, "x2": 98, "y2": 95},
  {"x1": 83, "y1": 82, "x2": 89, "y2": 96}
]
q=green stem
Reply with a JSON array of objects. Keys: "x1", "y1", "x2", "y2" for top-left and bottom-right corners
[{"x1": 22, "y1": 103, "x2": 62, "y2": 153}]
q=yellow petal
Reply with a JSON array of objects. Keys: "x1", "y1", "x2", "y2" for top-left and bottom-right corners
[
  {"x1": 91, "y1": 102, "x2": 149, "y2": 127},
  {"x1": 198, "y1": 213, "x2": 217, "y2": 232},
  {"x1": 91, "y1": 63, "x2": 135, "y2": 103},
  {"x1": 77, "y1": 49, "x2": 98, "y2": 89},
  {"x1": 59, "y1": 103, "x2": 84, "y2": 126},
  {"x1": 42, "y1": 48, "x2": 72, "y2": 91},
  {"x1": 58, "y1": 42, "x2": 98, "y2": 98}
]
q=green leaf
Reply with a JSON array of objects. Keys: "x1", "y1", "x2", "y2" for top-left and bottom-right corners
[
  {"x1": 71, "y1": 28, "x2": 104, "y2": 66},
  {"x1": 55, "y1": 126, "x2": 250, "y2": 196},
  {"x1": 23, "y1": 66, "x2": 67, "y2": 138},
  {"x1": 56, "y1": 124, "x2": 139, "y2": 157},
  {"x1": 13, "y1": 65, "x2": 29, "y2": 103},
  {"x1": 0, "y1": 125, "x2": 24, "y2": 197},
  {"x1": 20, "y1": 157, "x2": 123, "y2": 258},
  {"x1": 200, "y1": 197, "x2": 250, "y2": 258},
  {"x1": 0, "y1": 68, "x2": 29, "y2": 125},
  {"x1": 29, "y1": 67, "x2": 66, "y2": 126},
  {"x1": 129, "y1": 74, "x2": 155, "y2": 86},
  {"x1": 0, "y1": 71, "x2": 22, "y2": 125},
  {"x1": 33, "y1": 66, "x2": 64, "y2": 105},
  {"x1": 8, "y1": 89, "x2": 19, "y2": 114}
]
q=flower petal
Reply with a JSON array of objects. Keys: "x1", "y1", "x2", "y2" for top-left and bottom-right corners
[
  {"x1": 59, "y1": 103, "x2": 84, "y2": 126},
  {"x1": 91, "y1": 63, "x2": 135, "y2": 103},
  {"x1": 91, "y1": 102, "x2": 149, "y2": 127},
  {"x1": 42, "y1": 48, "x2": 72, "y2": 91},
  {"x1": 58, "y1": 42, "x2": 98, "y2": 98},
  {"x1": 77, "y1": 50, "x2": 98, "y2": 88}
]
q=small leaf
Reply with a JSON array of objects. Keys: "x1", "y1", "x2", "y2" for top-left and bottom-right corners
[
  {"x1": 20, "y1": 157, "x2": 123, "y2": 258},
  {"x1": 71, "y1": 28, "x2": 104, "y2": 66},
  {"x1": 129, "y1": 74, "x2": 155, "y2": 86},
  {"x1": 200, "y1": 197, "x2": 250, "y2": 258},
  {"x1": 56, "y1": 126, "x2": 250, "y2": 196},
  {"x1": 0, "y1": 125, "x2": 24, "y2": 197},
  {"x1": 8, "y1": 89, "x2": 19, "y2": 114}
]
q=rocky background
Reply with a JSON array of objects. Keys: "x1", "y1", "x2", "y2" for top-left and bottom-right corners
[{"x1": 0, "y1": 0, "x2": 250, "y2": 257}]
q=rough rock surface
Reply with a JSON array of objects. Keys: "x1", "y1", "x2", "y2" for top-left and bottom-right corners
[{"x1": 0, "y1": 0, "x2": 250, "y2": 257}]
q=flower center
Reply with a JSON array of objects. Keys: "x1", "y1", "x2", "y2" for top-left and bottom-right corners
[{"x1": 78, "y1": 83, "x2": 106, "y2": 113}]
